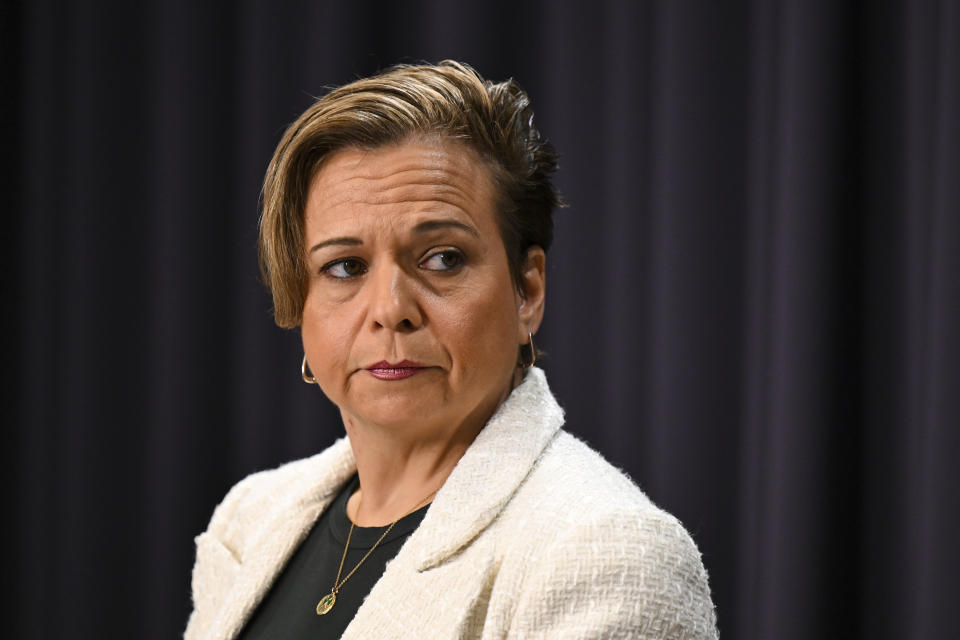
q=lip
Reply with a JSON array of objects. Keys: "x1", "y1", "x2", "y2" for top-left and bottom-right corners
[{"x1": 365, "y1": 360, "x2": 428, "y2": 381}]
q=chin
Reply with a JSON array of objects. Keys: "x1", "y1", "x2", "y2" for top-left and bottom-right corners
[
  {"x1": 343, "y1": 390, "x2": 450, "y2": 430},
  {"x1": 351, "y1": 406, "x2": 451, "y2": 436}
]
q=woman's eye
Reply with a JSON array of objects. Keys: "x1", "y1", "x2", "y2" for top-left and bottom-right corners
[
  {"x1": 323, "y1": 258, "x2": 367, "y2": 279},
  {"x1": 420, "y1": 250, "x2": 464, "y2": 272}
]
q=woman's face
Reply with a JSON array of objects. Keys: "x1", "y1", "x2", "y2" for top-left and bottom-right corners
[{"x1": 301, "y1": 138, "x2": 544, "y2": 442}]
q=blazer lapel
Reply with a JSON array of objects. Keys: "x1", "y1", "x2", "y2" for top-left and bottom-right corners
[
  {"x1": 203, "y1": 439, "x2": 357, "y2": 640},
  {"x1": 342, "y1": 367, "x2": 564, "y2": 636},
  {"x1": 410, "y1": 367, "x2": 564, "y2": 570}
]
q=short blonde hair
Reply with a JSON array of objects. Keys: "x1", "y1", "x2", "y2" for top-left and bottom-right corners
[{"x1": 259, "y1": 60, "x2": 560, "y2": 328}]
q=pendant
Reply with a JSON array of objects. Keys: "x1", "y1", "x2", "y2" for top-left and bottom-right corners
[{"x1": 316, "y1": 592, "x2": 336, "y2": 615}]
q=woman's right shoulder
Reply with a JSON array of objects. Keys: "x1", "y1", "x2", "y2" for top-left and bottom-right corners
[
  {"x1": 185, "y1": 438, "x2": 355, "y2": 637},
  {"x1": 201, "y1": 437, "x2": 354, "y2": 547}
]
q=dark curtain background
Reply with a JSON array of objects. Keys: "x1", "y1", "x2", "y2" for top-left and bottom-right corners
[{"x1": 6, "y1": 1, "x2": 958, "y2": 638}]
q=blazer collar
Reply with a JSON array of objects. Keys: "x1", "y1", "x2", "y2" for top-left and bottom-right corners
[{"x1": 403, "y1": 367, "x2": 565, "y2": 571}]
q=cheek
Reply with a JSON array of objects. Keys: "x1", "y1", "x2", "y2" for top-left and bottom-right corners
[
  {"x1": 301, "y1": 299, "x2": 355, "y2": 373},
  {"x1": 442, "y1": 282, "x2": 519, "y2": 370}
]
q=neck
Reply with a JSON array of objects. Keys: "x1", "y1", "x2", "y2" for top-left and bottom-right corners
[
  {"x1": 345, "y1": 431, "x2": 474, "y2": 527},
  {"x1": 342, "y1": 372, "x2": 523, "y2": 527}
]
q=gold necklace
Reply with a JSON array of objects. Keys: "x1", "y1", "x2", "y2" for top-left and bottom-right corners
[{"x1": 315, "y1": 488, "x2": 438, "y2": 616}]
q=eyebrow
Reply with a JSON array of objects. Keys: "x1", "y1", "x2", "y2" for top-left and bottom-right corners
[
  {"x1": 309, "y1": 236, "x2": 362, "y2": 254},
  {"x1": 308, "y1": 219, "x2": 479, "y2": 254},
  {"x1": 411, "y1": 219, "x2": 480, "y2": 238}
]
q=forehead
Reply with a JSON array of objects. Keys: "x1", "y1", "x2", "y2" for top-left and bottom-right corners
[{"x1": 304, "y1": 139, "x2": 499, "y2": 236}]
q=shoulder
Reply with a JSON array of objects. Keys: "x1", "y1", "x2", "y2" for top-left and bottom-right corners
[
  {"x1": 502, "y1": 431, "x2": 718, "y2": 639},
  {"x1": 186, "y1": 439, "x2": 354, "y2": 637},
  {"x1": 515, "y1": 430, "x2": 667, "y2": 528},
  {"x1": 201, "y1": 437, "x2": 354, "y2": 556}
]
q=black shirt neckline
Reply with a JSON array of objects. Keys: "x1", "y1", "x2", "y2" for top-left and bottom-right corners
[{"x1": 328, "y1": 475, "x2": 432, "y2": 547}]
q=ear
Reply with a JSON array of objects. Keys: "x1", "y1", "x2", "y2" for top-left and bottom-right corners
[{"x1": 516, "y1": 246, "x2": 546, "y2": 340}]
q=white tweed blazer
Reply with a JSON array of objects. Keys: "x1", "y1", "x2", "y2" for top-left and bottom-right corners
[{"x1": 185, "y1": 368, "x2": 718, "y2": 639}]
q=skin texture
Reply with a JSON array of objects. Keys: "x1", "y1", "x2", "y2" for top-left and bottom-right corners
[{"x1": 301, "y1": 137, "x2": 546, "y2": 526}]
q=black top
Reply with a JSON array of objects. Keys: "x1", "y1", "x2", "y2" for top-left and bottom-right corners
[{"x1": 237, "y1": 475, "x2": 429, "y2": 640}]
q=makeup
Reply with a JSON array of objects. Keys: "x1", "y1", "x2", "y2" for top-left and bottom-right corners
[{"x1": 365, "y1": 361, "x2": 427, "y2": 381}]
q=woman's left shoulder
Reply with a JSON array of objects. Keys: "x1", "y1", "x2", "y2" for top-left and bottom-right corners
[
  {"x1": 508, "y1": 432, "x2": 695, "y2": 557},
  {"x1": 518, "y1": 428, "x2": 705, "y2": 559},
  {"x1": 500, "y1": 431, "x2": 718, "y2": 638},
  {"x1": 521, "y1": 430, "x2": 664, "y2": 520}
]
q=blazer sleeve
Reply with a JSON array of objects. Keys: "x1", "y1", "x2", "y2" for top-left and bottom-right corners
[{"x1": 505, "y1": 508, "x2": 718, "y2": 640}]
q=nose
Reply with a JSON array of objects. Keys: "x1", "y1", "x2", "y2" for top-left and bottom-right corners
[{"x1": 365, "y1": 261, "x2": 423, "y2": 332}]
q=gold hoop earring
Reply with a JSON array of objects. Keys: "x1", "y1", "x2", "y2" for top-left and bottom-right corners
[
  {"x1": 302, "y1": 354, "x2": 317, "y2": 384},
  {"x1": 520, "y1": 332, "x2": 537, "y2": 369}
]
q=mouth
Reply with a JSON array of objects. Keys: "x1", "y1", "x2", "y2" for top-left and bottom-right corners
[{"x1": 365, "y1": 360, "x2": 428, "y2": 381}]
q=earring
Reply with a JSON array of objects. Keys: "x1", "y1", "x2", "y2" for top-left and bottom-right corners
[
  {"x1": 301, "y1": 354, "x2": 317, "y2": 384},
  {"x1": 519, "y1": 332, "x2": 537, "y2": 369}
]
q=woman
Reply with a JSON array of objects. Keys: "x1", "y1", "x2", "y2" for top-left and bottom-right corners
[{"x1": 185, "y1": 61, "x2": 718, "y2": 639}]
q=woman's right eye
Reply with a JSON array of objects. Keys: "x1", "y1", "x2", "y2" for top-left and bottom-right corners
[{"x1": 322, "y1": 258, "x2": 367, "y2": 279}]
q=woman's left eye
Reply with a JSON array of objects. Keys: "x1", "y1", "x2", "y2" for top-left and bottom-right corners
[{"x1": 420, "y1": 250, "x2": 465, "y2": 272}]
